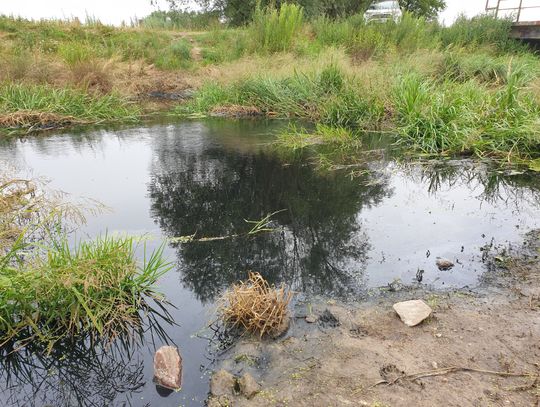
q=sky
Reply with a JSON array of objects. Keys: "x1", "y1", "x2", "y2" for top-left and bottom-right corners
[{"x1": 0, "y1": 0, "x2": 533, "y2": 26}]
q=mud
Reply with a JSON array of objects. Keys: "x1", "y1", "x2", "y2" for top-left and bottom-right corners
[{"x1": 213, "y1": 233, "x2": 540, "y2": 407}]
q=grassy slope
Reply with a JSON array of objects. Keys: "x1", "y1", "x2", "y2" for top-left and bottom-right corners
[{"x1": 0, "y1": 12, "x2": 539, "y2": 162}]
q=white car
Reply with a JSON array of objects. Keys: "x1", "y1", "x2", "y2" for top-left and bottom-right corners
[{"x1": 364, "y1": 1, "x2": 403, "y2": 23}]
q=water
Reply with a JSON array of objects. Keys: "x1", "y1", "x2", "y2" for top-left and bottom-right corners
[{"x1": 1, "y1": 119, "x2": 539, "y2": 406}]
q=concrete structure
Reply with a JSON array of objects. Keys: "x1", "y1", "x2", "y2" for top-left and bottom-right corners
[{"x1": 486, "y1": 0, "x2": 540, "y2": 42}]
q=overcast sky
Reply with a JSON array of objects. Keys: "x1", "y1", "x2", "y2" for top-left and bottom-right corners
[{"x1": 0, "y1": 1, "x2": 531, "y2": 26}]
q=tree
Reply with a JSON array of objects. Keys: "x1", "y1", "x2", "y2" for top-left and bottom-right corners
[
  {"x1": 398, "y1": 0, "x2": 446, "y2": 20},
  {"x1": 157, "y1": 0, "x2": 446, "y2": 25}
]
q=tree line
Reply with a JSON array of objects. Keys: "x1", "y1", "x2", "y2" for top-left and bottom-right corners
[{"x1": 158, "y1": 0, "x2": 447, "y2": 25}]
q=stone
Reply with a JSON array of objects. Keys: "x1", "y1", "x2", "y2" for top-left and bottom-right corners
[
  {"x1": 393, "y1": 300, "x2": 433, "y2": 327},
  {"x1": 305, "y1": 315, "x2": 317, "y2": 323},
  {"x1": 210, "y1": 369, "x2": 236, "y2": 397},
  {"x1": 238, "y1": 373, "x2": 261, "y2": 399},
  {"x1": 153, "y1": 346, "x2": 182, "y2": 390},
  {"x1": 436, "y1": 258, "x2": 455, "y2": 271}
]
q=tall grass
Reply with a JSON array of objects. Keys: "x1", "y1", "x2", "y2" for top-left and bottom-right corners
[
  {"x1": 183, "y1": 58, "x2": 540, "y2": 160},
  {"x1": 181, "y1": 64, "x2": 383, "y2": 127},
  {"x1": 393, "y1": 68, "x2": 540, "y2": 157},
  {"x1": 251, "y1": 3, "x2": 304, "y2": 53},
  {"x1": 440, "y1": 14, "x2": 523, "y2": 52},
  {"x1": 0, "y1": 83, "x2": 139, "y2": 125},
  {"x1": 0, "y1": 236, "x2": 169, "y2": 347},
  {"x1": 0, "y1": 176, "x2": 171, "y2": 347}
]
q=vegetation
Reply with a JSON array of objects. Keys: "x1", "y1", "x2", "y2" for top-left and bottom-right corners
[
  {"x1": 0, "y1": 7, "x2": 538, "y2": 162},
  {"x1": 163, "y1": 0, "x2": 446, "y2": 25},
  {"x1": 0, "y1": 176, "x2": 170, "y2": 348}
]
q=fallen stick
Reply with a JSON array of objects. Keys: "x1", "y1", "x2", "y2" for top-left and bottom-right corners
[{"x1": 373, "y1": 366, "x2": 538, "y2": 387}]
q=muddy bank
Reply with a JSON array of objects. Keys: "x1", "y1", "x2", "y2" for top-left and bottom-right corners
[{"x1": 211, "y1": 233, "x2": 540, "y2": 407}]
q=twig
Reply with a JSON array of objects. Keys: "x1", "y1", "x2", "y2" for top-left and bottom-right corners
[{"x1": 373, "y1": 366, "x2": 538, "y2": 387}]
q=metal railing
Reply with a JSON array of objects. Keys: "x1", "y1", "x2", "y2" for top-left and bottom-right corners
[{"x1": 485, "y1": 0, "x2": 540, "y2": 22}]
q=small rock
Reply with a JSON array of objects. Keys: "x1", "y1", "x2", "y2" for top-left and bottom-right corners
[
  {"x1": 393, "y1": 300, "x2": 433, "y2": 327},
  {"x1": 432, "y1": 361, "x2": 439, "y2": 369},
  {"x1": 436, "y1": 258, "x2": 454, "y2": 271},
  {"x1": 319, "y1": 309, "x2": 341, "y2": 328},
  {"x1": 238, "y1": 373, "x2": 261, "y2": 399},
  {"x1": 210, "y1": 369, "x2": 235, "y2": 397},
  {"x1": 305, "y1": 315, "x2": 317, "y2": 323},
  {"x1": 153, "y1": 346, "x2": 182, "y2": 390}
]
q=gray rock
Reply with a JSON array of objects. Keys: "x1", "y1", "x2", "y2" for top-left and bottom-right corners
[
  {"x1": 238, "y1": 373, "x2": 261, "y2": 399},
  {"x1": 153, "y1": 346, "x2": 182, "y2": 390},
  {"x1": 393, "y1": 300, "x2": 432, "y2": 327},
  {"x1": 436, "y1": 258, "x2": 454, "y2": 270},
  {"x1": 210, "y1": 369, "x2": 235, "y2": 397}
]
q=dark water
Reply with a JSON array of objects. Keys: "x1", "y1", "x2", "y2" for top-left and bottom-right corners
[{"x1": 1, "y1": 119, "x2": 539, "y2": 406}]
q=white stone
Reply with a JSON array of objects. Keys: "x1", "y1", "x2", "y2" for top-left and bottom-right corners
[{"x1": 393, "y1": 300, "x2": 432, "y2": 327}]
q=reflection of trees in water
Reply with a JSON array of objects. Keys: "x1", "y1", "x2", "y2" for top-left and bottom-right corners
[
  {"x1": 148, "y1": 135, "x2": 392, "y2": 302},
  {"x1": 0, "y1": 337, "x2": 145, "y2": 407},
  {"x1": 407, "y1": 160, "x2": 540, "y2": 206}
]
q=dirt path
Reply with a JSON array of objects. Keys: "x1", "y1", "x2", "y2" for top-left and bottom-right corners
[{"x1": 211, "y1": 235, "x2": 540, "y2": 407}]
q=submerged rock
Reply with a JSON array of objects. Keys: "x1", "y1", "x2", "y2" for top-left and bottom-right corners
[
  {"x1": 238, "y1": 373, "x2": 261, "y2": 399},
  {"x1": 436, "y1": 258, "x2": 455, "y2": 271},
  {"x1": 210, "y1": 369, "x2": 236, "y2": 397},
  {"x1": 153, "y1": 346, "x2": 182, "y2": 390},
  {"x1": 393, "y1": 300, "x2": 432, "y2": 327}
]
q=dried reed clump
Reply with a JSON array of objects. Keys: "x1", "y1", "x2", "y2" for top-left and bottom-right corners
[
  {"x1": 0, "y1": 111, "x2": 79, "y2": 130},
  {"x1": 219, "y1": 272, "x2": 293, "y2": 338},
  {"x1": 210, "y1": 104, "x2": 261, "y2": 118}
]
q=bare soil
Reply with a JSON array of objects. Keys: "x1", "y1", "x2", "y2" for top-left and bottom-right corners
[{"x1": 213, "y1": 235, "x2": 540, "y2": 407}]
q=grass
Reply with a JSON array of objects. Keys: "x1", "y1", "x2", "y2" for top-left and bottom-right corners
[
  {"x1": 251, "y1": 3, "x2": 304, "y2": 53},
  {"x1": 0, "y1": 11, "x2": 538, "y2": 162},
  {"x1": 1, "y1": 235, "x2": 169, "y2": 348},
  {"x1": 180, "y1": 47, "x2": 540, "y2": 161},
  {"x1": 0, "y1": 175, "x2": 170, "y2": 348},
  {"x1": 0, "y1": 83, "x2": 139, "y2": 131}
]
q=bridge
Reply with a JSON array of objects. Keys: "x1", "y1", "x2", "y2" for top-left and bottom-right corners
[{"x1": 485, "y1": 0, "x2": 540, "y2": 40}]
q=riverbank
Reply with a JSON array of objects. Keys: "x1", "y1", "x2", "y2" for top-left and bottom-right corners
[
  {"x1": 210, "y1": 231, "x2": 540, "y2": 407},
  {"x1": 1, "y1": 12, "x2": 539, "y2": 164}
]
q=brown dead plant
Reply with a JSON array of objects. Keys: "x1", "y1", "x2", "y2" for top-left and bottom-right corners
[
  {"x1": 219, "y1": 272, "x2": 293, "y2": 338},
  {"x1": 210, "y1": 104, "x2": 261, "y2": 118},
  {"x1": 0, "y1": 111, "x2": 83, "y2": 131}
]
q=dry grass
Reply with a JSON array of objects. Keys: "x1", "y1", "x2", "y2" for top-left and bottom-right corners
[
  {"x1": 198, "y1": 47, "x2": 351, "y2": 84},
  {"x1": 219, "y1": 272, "x2": 293, "y2": 338},
  {"x1": 211, "y1": 104, "x2": 261, "y2": 117},
  {"x1": 0, "y1": 111, "x2": 81, "y2": 131}
]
